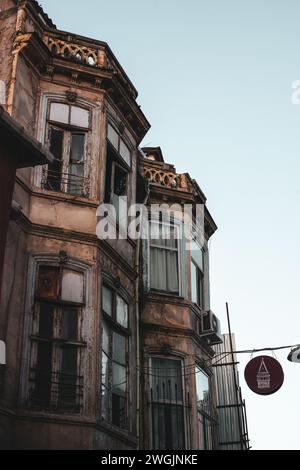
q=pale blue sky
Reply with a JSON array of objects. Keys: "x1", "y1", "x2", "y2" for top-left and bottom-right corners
[{"x1": 40, "y1": 0, "x2": 300, "y2": 450}]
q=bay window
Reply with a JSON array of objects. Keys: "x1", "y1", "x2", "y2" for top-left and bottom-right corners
[
  {"x1": 30, "y1": 265, "x2": 85, "y2": 412},
  {"x1": 43, "y1": 102, "x2": 90, "y2": 196},
  {"x1": 149, "y1": 223, "x2": 180, "y2": 294},
  {"x1": 101, "y1": 285, "x2": 129, "y2": 429}
]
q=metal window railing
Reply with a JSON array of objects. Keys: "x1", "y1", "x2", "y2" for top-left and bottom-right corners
[
  {"x1": 41, "y1": 169, "x2": 90, "y2": 197},
  {"x1": 29, "y1": 368, "x2": 83, "y2": 413}
]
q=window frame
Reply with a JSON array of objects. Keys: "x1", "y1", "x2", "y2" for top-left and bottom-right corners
[
  {"x1": 44, "y1": 101, "x2": 91, "y2": 196},
  {"x1": 106, "y1": 120, "x2": 132, "y2": 169},
  {"x1": 148, "y1": 220, "x2": 181, "y2": 296},
  {"x1": 101, "y1": 284, "x2": 130, "y2": 430},
  {"x1": 29, "y1": 264, "x2": 87, "y2": 414},
  {"x1": 149, "y1": 356, "x2": 187, "y2": 450},
  {"x1": 195, "y1": 364, "x2": 215, "y2": 450}
]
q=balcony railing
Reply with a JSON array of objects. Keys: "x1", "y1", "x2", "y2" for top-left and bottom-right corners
[
  {"x1": 29, "y1": 368, "x2": 83, "y2": 413},
  {"x1": 41, "y1": 169, "x2": 90, "y2": 197},
  {"x1": 141, "y1": 164, "x2": 190, "y2": 191}
]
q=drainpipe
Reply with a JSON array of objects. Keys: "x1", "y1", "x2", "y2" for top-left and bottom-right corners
[{"x1": 135, "y1": 180, "x2": 150, "y2": 449}]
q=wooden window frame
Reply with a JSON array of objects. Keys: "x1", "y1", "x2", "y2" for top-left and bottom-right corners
[{"x1": 101, "y1": 284, "x2": 130, "y2": 430}]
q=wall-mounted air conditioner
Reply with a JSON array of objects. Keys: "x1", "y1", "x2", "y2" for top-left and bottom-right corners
[{"x1": 198, "y1": 310, "x2": 223, "y2": 345}]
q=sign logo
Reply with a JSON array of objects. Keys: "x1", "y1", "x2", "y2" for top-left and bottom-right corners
[{"x1": 244, "y1": 356, "x2": 284, "y2": 395}]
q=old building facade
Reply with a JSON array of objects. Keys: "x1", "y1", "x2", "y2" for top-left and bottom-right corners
[{"x1": 0, "y1": 0, "x2": 248, "y2": 450}]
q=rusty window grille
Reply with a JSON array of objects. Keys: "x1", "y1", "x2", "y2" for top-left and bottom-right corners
[{"x1": 29, "y1": 266, "x2": 85, "y2": 413}]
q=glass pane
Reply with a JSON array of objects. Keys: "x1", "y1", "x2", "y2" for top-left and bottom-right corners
[
  {"x1": 165, "y1": 250, "x2": 179, "y2": 293},
  {"x1": 68, "y1": 164, "x2": 84, "y2": 195},
  {"x1": 119, "y1": 139, "x2": 131, "y2": 166},
  {"x1": 102, "y1": 351, "x2": 109, "y2": 387},
  {"x1": 50, "y1": 102, "x2": 69, "y2": 124},
  {"x1": 70, "y1": 134, "x2": 85, "y2": 162},
  {"x1": 150, "y1": 223, "x2": 177, "y2": 248},
  {"x1": 113, "y1": 333, "x2": 126, "y2": 365},
  {"x1": 114, "y1": 165, "x2": 127, "y2": 196},
  {"x1": 191, "y1": 261, "x2": 198, "y2": 304},
  {"x1": 150, "y1": 247, "x2": 179, "y2": 293},
  {"x1": 102, "y1": 286, "x2": 112, "y2": 316},
  {"x1": 152, "y1": 404, "x2": 184, "y2": 450},
  {"x1": 70, "y1": 106, "x2": 89, "y2": 128},
  {"x1": 61, "y1": 270, "x2": 84, "y2": 303},
  {"x1": 112, "y1": 393, "x2": 126, "y2": 428},
  {"x1": 150, "y1": 247, "x2": 167, "y2": 291},
  {"x1": 195, "y1": 366, "x2": 210, "y2": 410},
  {"x1": 190, "y1": 240, "x2": 204, "y2": 271},
  {"x1": 39, "y1": 302, "x2": 54, "y2": 338},
  {"x1": 102, "y1": 322, "x2": 109, "y2": 354},
  {"x1": 107, "y1": 123, "x2": 119, "y2": 150},
  {"x1": 152, "y1": 359, "x2": 182, "y2": 402},
  {"x1": 116, "y1": 296, "x2": 128, "y2": 328},
  {"x1": 112, "y1": 362, "x2": 126, "y2": 396},
  {"x1": 62, "y1": 306, "x2": 78, "y2": 340},
  {"x1": 37, "y1": 266, "x2": 60, "y2": 300}
]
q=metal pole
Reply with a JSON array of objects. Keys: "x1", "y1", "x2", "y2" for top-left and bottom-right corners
[{"x1": 226, "y1": 302, "x2": 244, "y2": 450}]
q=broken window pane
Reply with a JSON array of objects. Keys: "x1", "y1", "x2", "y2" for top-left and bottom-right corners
[
  {"x1": 50, "y1": 103, "x2": 69, "y2": 124},
  {"x1": 70, "y1": 106, "x2": 89, "y2": 128},
  {"x1": 102, "y1": 286, "x2": 112, "y2": 316},
  {"x1": 107, "y1": 123, "x2": 119, "y2": 150},
  {"x1": 37, "y1": 266, "x2": 60, "y2": 300},
  {"x1": 119, "y1": 139, "x2": 131, "y2": 166},
  {"x1": 61, "y1": 270, "x2": 84, "y2": 304},
  {"x1": 48, "y1": 128, "x2": 64, "y2": 192},
  {"x1": 116, "y1": 296, "x2": 128, "y2": 328}
]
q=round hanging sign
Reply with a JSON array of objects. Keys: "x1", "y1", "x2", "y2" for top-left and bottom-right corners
[{"x1": 244, "y1": 355, "x2": 284, "y2": 395}]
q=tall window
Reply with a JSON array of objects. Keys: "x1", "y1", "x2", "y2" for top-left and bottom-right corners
[
  {"x1": 105, "y1": 122, "x2": 131, "y2": 224},
  {"x1": 149, "y1": 223, "x2": 180, "y2": 294},
  {"x1": 196, "y1": 366, "x2": 215, "y2": 450},
  {"x1": 101, "y1": 285, "x2": 129, "y2": 429},
  {"x1": 150, "y1": 358, "x2": 185, "y2": 450},
  {"x1": 43, "y1": 102, "x2": 90, "y2": 196},
  {"x1": 190, "y1": 240, "x2": 204, "y2": 308},
  {"x1": 30, "y1": 266, "x2": 85, "y2": 412}
]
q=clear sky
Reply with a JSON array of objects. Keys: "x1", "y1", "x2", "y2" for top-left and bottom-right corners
[{"x1": 39, "y1": 0, "x2": 300, "y2": 450}]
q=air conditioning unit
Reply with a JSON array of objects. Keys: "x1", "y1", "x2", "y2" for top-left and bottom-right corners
[{"x1": 199, "y1": 310, "x2": 223, "y2": 345}]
